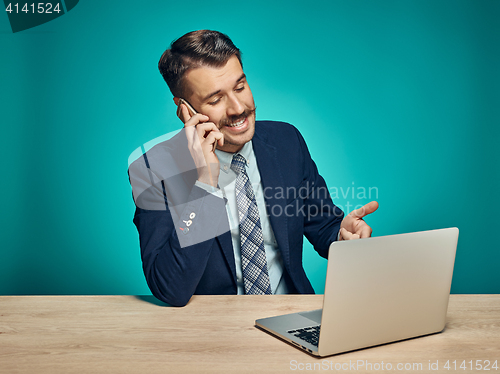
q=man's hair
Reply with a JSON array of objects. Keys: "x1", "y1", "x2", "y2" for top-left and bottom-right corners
[{"x1": 158, "y1": 30, "x2": 242, "y2": 98}]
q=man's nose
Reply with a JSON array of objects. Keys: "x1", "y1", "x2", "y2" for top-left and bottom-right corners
[{"x1": 226, "y1": 94, "x2": 244, "y2": 117}]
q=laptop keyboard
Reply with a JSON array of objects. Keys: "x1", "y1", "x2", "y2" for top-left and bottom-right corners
[{"x1": 287, "y1": 325, "x2": 321, "y2": 347}]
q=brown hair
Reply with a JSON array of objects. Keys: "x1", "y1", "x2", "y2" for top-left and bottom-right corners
[{"x1": 158, "y1": 30, "x2": 242, "y2": 98}]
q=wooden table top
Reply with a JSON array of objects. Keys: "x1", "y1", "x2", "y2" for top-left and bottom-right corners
[{"x1": 0, "y1": 295, "x2": 499, "y2": 373}]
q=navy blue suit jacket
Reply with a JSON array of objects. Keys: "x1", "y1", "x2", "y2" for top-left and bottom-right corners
[{"x1": 129, "y1": 121, "x2": 344, "y2": 306}]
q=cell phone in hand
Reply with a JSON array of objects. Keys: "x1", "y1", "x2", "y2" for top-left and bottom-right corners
[
  {"x1": 177, "y1": 98, "x2": 217, "y2": 151},
  {"x1": 176, "y1": 98, "x2": 198, "y2": 119}
]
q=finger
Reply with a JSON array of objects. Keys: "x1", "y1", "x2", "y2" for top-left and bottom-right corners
[
  {"x1": 358, "y1": 224, "x2": 373, "y2": 239},
  {"x1": 350, "y1": 201, "x2": 379, "y2": 219},
  {"x1": 202, "y1": 131, "x2": 224, "y2": 152},
  {"x1": 195, "y1": 122, "x2": 220, "y2": 152},
  {"x1": 182, "y1": 108, "x2": 209, "y2": 127},
  {"x1": 340, "y1": 228, "x2": 360, "y2": 240},
  {"x1": 178, "y1": 104, "x2": 191, "y2": 123},
  {"x1": 195, "y1": 122, "x2": 219, "y2": 140},
  {"x1": 176, "y1": 102, "x2": 186, "y2": 120},
  {"x1": 212, "y1": 133, "x2": 224, "y2": 150},
  {"x1": 186, "y1": 124, "x2": 202, "y2": 153}
]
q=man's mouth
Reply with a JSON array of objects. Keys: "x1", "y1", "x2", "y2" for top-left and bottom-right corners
[
  {"x1": 219, "y1": 107, "x2": 256, "y2": 129},
  {"x1": 225, "y1": 117, "x2": 246, "y2": 128}
]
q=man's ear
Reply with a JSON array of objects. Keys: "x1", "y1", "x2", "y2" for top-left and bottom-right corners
[{"x1": 173, "y1": 97, "x2": 180, "y2": 106}]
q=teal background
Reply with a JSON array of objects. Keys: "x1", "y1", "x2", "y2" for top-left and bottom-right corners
[{"x1": 0, "y1": 0, "x2": 498, "y2": 296}]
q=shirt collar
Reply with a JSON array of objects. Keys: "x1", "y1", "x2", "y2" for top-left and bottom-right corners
[{"x1": 215, "y1": 141, "x2": 253, "y2": 174}]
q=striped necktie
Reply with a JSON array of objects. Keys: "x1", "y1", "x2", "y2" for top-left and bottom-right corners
[{"x1": 231, "y1": 154, "x2": 272, "y2": 295}]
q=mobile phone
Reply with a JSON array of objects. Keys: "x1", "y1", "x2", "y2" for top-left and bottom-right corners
[{"x1": 176, "y1": 98, "x2": 198, "y2": 119}]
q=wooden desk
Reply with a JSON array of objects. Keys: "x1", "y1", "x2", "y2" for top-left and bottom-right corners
[{"x1": 0, "y1": 295, "x2": 499, "y2": 373}]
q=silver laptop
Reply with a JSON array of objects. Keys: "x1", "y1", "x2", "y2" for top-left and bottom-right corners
[{"x1": 255, "y1": 227, "x2": 459, "y2": 356}]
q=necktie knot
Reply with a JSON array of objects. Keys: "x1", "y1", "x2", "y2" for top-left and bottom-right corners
[{"x1": 231, "y1": 154, "x2": 247, "y2": 175}]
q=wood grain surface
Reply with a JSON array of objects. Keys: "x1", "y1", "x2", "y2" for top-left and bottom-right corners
[{"x1": 0, "y1": 295, "x2": 499, "y2": 373}]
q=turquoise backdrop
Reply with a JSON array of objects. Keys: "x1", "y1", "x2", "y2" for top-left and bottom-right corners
[{"x1": 1, "y1": 0, "x2": 499, "y2": 295}]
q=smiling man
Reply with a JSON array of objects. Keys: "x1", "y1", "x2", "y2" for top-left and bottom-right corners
[
  {"x1": 181, "y1": 56, "x2": 256, "y2": 152},
  {"x1": 129, "y1": 30, "x2": 378, "y2": 306}
]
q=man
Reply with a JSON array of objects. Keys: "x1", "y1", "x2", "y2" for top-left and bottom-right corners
[{"x1": 129, "y1": 30, "x2": 378, "y2": 307}]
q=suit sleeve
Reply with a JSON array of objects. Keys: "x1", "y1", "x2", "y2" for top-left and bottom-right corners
[
  {"x1": 129, "y1": 157, "x2": 228, "y2": 307},
  {"x1": 293, "y1": 126, "x2": 344, "y2": 258}
]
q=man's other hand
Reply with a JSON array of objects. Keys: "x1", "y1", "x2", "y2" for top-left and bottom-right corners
[{"x1": 339, "y1": 201, "x2": 379, "y2": 240}]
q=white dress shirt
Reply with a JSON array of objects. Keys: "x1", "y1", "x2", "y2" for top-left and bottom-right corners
[{"x1": 196, "y1": 141, "x2": 288, "y2": 294}]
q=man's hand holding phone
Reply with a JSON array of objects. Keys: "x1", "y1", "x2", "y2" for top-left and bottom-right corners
[{"x1": 177, "y1": 99, "x2": 224, "y2": 188}]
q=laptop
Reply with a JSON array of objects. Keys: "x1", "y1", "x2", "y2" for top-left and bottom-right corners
[{"x1": 255, "y1": 227, "x2": 459, "y2": 356}]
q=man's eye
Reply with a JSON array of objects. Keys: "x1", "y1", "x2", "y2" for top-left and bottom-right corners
[
  {"x1": 208, "y1": 98, "x2": 221, "y2": 105},
  {"x1": 235, "y1": 85, "x2": 245, "y2": 92}
]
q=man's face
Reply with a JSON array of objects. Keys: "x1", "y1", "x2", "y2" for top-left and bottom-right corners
[{"x1": 181, "y1": 55, "x2": 256, "y2": 153}]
